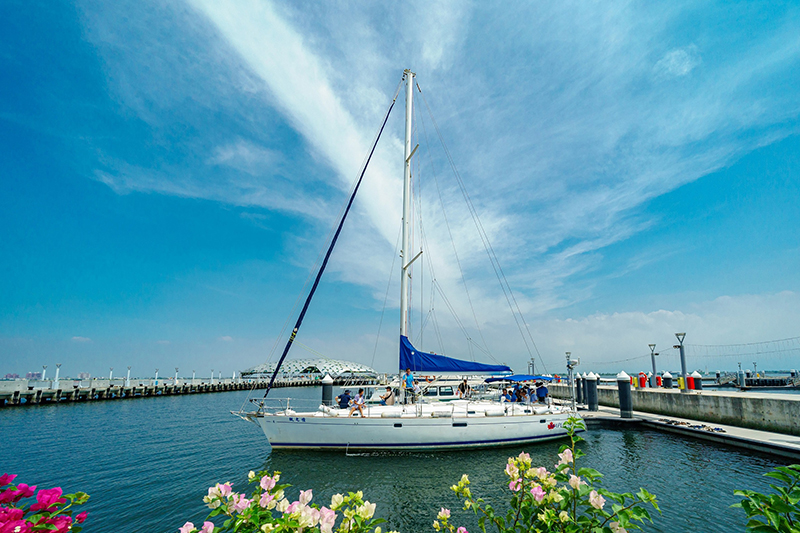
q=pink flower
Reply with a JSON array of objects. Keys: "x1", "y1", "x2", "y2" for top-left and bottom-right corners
[
  {"x1": 0, "y1": 507, "x2": 23, "y2": 522},
  {"x1": 178, "y1": 522, "x2": 196, "y2": 533},
  {"x1": 75, "y1": 512, "x2": 88, "y2": 524},
  {"x1": 319, "y1": 507, "x2": 336, "y2": 533},
  {"x1": 456, "y1": 528, "x2": 469, "y2": 533},
  {"x1": 218, "y1": 483, "x2": 232, "y2": 498},
  {"x1": 229, "y1": 494, "x2": 251, "y2": 513},
  {"x1": 201, "y1": 521, "x2": 215, "y2": 533},
  {"x1": 504, "y1": 462, "x2": 519, "y2": 478},
  {"x1": 589, "y1": 490, "x2": 605, "y2": 510},
  {"x1": 557, "y1": 448, "x2": 573, "y2": 467},
  {"x1": 517, "y1": 452, "x2": 531, "y2": 464},
  {"x1": 285, "y1": 501, "x2": 301, "y2": 514},
  {"x1": 568, "y1": 475, "x2": 585, "y2": 490},
  {"x1": 509, "y1": 478, "x2": 522, "y2": 492},
  {"x1": 0, "y1": 474, "x2": 16, "y2": 487},
  {"x1": 260, "y1": 476, "x2": 277, "y2": 492},
  {"x1": 530, "y1": 484, "x2": 546, "y2": 502},
  {"x1": 48, "y1": 515, "x2": 72, "y2": 533},
  {"x1": 0, "y1": 520, "x2": 31, "y2": 533},
  {"x1": 437, "y1": 508, "x2": 450, "y2": 520},
  {"x1": 299, "y1": 489, "x2": 313, "y2": 505},
  {"x1": 259, "y1": 492, "x2": 275, "y2": 508},
  {"x1": 536, "y1": 467, "x2": 548, "y2": 479},
  {"x1": 30, "y1": 487, "x2": 65, "y2": 511}
]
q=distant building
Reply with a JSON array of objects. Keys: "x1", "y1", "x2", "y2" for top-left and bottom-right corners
[
  {"x1": 4, "y1": 373, "x2": 20, "y2": 379},
  {"x1": 26, "y1": 372, "x2": 42, "y2": 379},
  {"x1": 77, "y1": 372, "x2": 91, "y2": 379},
  {"x1": 242, "y1": 358, "x2": 377, "y2": 379}
]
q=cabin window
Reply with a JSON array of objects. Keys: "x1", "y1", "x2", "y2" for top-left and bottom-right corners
[
  {"x1": 424, "y1": 388, "x2": 438, "y2": 396},
  {"x1": 439, "y1": 386, "x2": 454, "y2": 396}
]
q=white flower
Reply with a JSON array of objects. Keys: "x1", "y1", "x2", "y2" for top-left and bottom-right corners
[
  {"x1": 275, "y1": 498, "x2": 289, "y2": 513},
  {"x1": 330, "y1": 493, "x2": 344, "y2": 510},
  {"x1": 610, "y1": 521, "x2": 627, "y2": 533},
  {"x1": 358, "y1": 501, "x2": 376, "y2": 519},
  {"x1": 589, "y1": 490, "x2": 605, "y2": 510}
]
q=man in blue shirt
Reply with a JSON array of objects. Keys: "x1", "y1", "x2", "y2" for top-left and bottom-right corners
[
  {"x1": 337, "y1": 389, "x2": 352, "y2": 409},
  {"x1": 403, "y1": 368, "x2": 415, "y2": 404},
  {"x1": 536, "y1": 382, "x2": 548, "y2": 404}
]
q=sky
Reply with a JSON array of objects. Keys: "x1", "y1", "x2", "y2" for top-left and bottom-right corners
[{"x1": 1, "y1": 0, "x2": 799, "y2": 379}]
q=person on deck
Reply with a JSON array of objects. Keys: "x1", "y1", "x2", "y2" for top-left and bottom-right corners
[
  {"x1": 535, "y1": 381, "x2": 549, "y2": 404},
  {"x1": 349, "y1": 388, "x2": 366, "y2": 417},
  {"x1": 380, "y1": 387, "x2": 395, "y2": 406},
  {"x1": 412, "y1": 380, "x2": 422, "y2": 402},
  {"x1": 336, "y1": 389, "x2": 352, "y2": 409},
  {"x1": 457, "y1": 379, "x2": 472, "y2": 399},
  {"x1": 403, "y1": 368, "x2": 415, "y2": 404}
]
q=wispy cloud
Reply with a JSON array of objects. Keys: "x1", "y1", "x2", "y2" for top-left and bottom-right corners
[
  {"x1": 76, "y1": 0, "x2": 800, "y2": 330},
  {"x1": 218, "y1": 335, "x2": 233, "y2": 342},
  {"x1": 71, "y1": 336, "x2": 92, "y2": 343}
]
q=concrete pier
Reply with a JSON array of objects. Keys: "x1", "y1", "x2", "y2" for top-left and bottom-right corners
[
  {"x1": 550, "y1": 383, "x2": 800, "y2": 436},
  {"x1": 0, "y1": 375, "x2": 379, "y2": 407}
]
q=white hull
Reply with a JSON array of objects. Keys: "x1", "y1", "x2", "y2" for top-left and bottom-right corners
[{"x1": 247, "y1": 401, "x2": 577, "y2": 451}]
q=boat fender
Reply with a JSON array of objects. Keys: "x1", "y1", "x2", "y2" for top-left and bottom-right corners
[
  {"x1": 431, "y1": 410, "x2": 451, "y2": 418},
  {"x1": 380, "y1": 411, "x2": 402, "y2": 418},
  {"x1": 485, "y1": 409, "x2": 505, "y2": 417}
]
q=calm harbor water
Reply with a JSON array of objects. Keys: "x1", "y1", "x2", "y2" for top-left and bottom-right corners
[{"x1": 0, "y1": 386, "x2": 785, "y2": 532}]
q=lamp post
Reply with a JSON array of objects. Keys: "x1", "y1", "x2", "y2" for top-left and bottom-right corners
[
  {"x1": 54, "y1": 363, "x2": 62, "y2": 389},
  {"x1": 648, "y1": 344, "x2": 659, "y2": 388},
  {"x1": 154, "y1": 368, "x2": 159, "y2": 386},
  {"x1": 211, "y1": 369, "x2": 214, "y2": 384},
  {"x1": 126, "y1": 366, "x2": 131, "y2": 387},
  {"x1": 109, "y1": 367, "x2": 113, "y2": 381},
  {"x1": 753, "y1": 361, "x2": 758, "y2": 377},
  {"x1": 192, "y1": 370, "x2": 196, "y2": 385},
  {"x1": 675, "y1": 333, "x2": 688, "y2": 393},
  {"x1": 42, "y1": 365, "x2": 47, "y2": 382},
  {"x1": 565, "y1": 352, "x2": 580, "y2": 411},
  {"x1": 174, "y1": 367, "x2": 179, "y2": 386}
]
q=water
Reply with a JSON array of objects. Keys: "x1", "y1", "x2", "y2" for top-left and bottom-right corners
[{"x1": 0, "y1": 387, "x2": 785, "y2": 532}]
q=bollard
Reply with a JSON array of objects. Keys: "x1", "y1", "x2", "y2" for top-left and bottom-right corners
[
  {"x1": 638, "y1": 373, "x2": 647, "y2": 388},
  {"x1": 617, "y1": 371, "x2": 632, "y2": 418},
  {"x1": 691, "y1": 371, "x2": 703, "y2": 390},
  {"x1": 677, "y1": 376, "x2": 685, "y2": 390},
  {"x1": 583, "y1": 373, "x2": 589, "y2": 403},
  {"x1": 576, "y1": 375, "x2": 583, "y2": 404},
  {"x1": 656, "y1": 375, "x2": 662, "y2": 387},
  {"x1": 648, "y1": 371, "x2": 656, "y2": 388},
  {"x1": 686, "y1": 375, "x2": 695, "y2": 390},
  {"x1": 663, "y1": 371, "x2": 673, "y2": 389},
  {"x1": 580, "y1": 373, "x2": 587, "y2": 405},
  {"x1": 739, "y1": 370, "x2": 746, "y2": 387},
  {"x1": 715, "y1": 370, "x2": 721, "y2": 382},
  {"x1": 586, "y1": 372, "x2": 598, "y2": 412},
  {"x1": 321, "y1": 374, "x2": 334, "y2": 406}
]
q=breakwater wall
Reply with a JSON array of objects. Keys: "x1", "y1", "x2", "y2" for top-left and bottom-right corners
[
  {"x1": 550, "y1": 384, "x2": 800, "y2": 436},
  {"x1": 0, "y1": 376, "x2": 379, "y2": 407}
]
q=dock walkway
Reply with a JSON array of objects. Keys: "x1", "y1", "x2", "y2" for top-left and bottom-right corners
[{"x1": 582, "y1": 405, "x2": 800, "y2": 460}]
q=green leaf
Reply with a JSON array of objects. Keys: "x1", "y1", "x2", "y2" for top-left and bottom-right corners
[{"x1": 765, "y1": 472, "x2": 793, "y2": 485}]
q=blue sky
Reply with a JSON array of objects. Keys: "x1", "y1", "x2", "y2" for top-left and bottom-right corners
[{"x1": 1, "y1": 0, "x2": 799, "y2": 378}]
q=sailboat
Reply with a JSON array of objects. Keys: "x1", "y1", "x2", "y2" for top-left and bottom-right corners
[{"x1": 238, "y1": 70, "x2": 577, "y2": 451}]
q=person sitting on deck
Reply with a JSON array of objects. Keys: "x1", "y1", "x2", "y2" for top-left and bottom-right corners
[
  {"x1": 349, "y1": 388, "x2": 366, "y2": 417},
  {"x1": 516, "y1": 388, "x2": 527, "y2": 403},
  {"x1": 501, "y1": 388, "x2": 515, "y2": 402},
  {"x1": 535, "y1": 381, "x2": 549, "y2": 404},
  {"x1": 379, "y1": 386, "x2": 395, "y2": 406},
  {"x1": 337, "y1": 389, "x2": 352, "y2": 409},
  {"x1": 412, "y1": 380, "x2": 422, "y2": 402}
]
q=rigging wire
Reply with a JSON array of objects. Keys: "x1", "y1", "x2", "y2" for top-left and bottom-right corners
[
  {"x1": 416, "y1": 82, "x2": 546, "y2": 372},
  {"x1": 415, "y1": 91, "x2": 493, "y2": 362},
  {"x1": 370, "y1": 225, "x2": 403, "y2": 369}
]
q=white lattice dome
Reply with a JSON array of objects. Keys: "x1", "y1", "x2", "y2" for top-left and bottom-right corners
[{"x1": 242, "y1": 358, "x2": 377, "y2": 378}]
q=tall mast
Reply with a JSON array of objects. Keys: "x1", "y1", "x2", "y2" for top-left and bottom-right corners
[{"x1": 400, "y1": 69, "x2": 414, "y2": 338}]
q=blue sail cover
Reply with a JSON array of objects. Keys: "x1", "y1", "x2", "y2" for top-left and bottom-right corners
[{"x1": 399, "y1": 336, "x2": 511, "y2": 374}]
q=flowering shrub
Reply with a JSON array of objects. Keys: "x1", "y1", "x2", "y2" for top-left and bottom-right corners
[
  {"x1": 0, "y1": 473, "x2": 89, "y2": 533},
  {"x1": 733, "y1": 463, "x2": 800, "y2": 532},
  {"x1": 436, "y1": 418, "x2": 659, "y2": 533},
  {"x1": 179, "y1": 471, "x2": 393, "y2": 533}
]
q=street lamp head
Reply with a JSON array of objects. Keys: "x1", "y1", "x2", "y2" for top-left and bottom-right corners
[
  {"x1": 648, "y1": 343, "x2": 656, "y2": 350},
  {"x1": 675, "y1": 333, "x2": 686, "y2": 344}
]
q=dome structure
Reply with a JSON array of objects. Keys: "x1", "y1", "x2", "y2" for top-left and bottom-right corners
[{"x1": 241, "y1": 358, "x2": 377, "y2": 378}]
